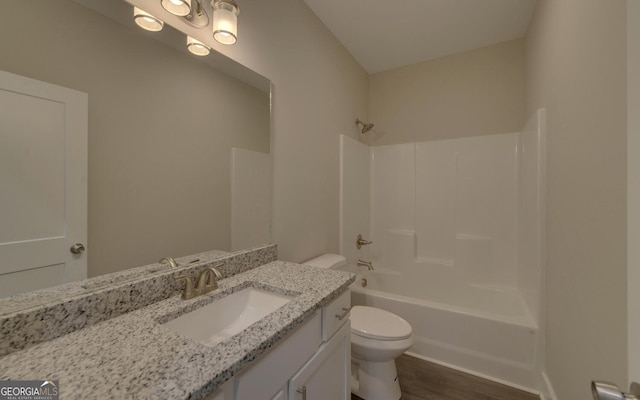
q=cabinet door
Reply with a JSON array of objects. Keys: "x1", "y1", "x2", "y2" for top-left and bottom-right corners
[
  {"x1": 203, "y1": 389, "x2": 224, "y2": 400},
  {"x1": 289, "y1": 321, "x2": 351, "y2": 400},
  {"x1": 235, "y1": 312, "x2": 321, "y2": 400},
  {"x1": 271, "y1": 389, "x2": 286, "y2": 400},
  {"x1": 203, "y1": 378, "x2": 235, "y2": 400}
]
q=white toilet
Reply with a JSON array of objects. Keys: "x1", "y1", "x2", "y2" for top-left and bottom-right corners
[{"x1": 303, "y1": 254, "x2": 414, "y2": 400}]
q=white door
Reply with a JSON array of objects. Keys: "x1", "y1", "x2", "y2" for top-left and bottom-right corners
[
  {"x1": 0, "y1": 70, "x2": 87, "y2": 297},
  {"x1": 594, "y1": 2, "x2": 640, "y2": 398},
  {"x1": 629, "y1": 0, "x2": 640, "y2": 391}
]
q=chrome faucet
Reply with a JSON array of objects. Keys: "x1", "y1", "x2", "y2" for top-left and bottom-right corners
[
  {"x1": 174, "y1": 264, "x2": 223, "y2": 300},
  {"x1": 159, "y1": 257, "x2": 179, "y2": 269},
  {"x1": 357, "y1": 259, "x2": 374, "y2": 270}
]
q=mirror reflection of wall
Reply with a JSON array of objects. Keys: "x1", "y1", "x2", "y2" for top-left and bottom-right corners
[{"x1": 0, "y1": 0, "x2": 270, "y2": 280}]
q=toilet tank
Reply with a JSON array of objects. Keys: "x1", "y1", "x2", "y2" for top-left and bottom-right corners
[{"x1": 302, "y1": 254, "x2": 347, "y2": 270}]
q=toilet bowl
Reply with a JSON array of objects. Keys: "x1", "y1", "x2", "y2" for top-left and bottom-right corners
[
  {"x1": 302, "y1": 254, "x2": 414, "y2": 400},
  {"x1": 350, "y1": 305, "x2": 414, "y2": 400}
]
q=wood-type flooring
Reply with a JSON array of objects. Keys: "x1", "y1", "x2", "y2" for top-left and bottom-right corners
[{"x1": 352, "y1": 355, "x2": 540, "y2": 400}]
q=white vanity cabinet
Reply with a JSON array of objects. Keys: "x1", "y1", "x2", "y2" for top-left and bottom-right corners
[
  {"x1": 204, "y1": 290, "x2": 351, "y2": 400},
  {"x1": 288, "y1": 321, "x2": 350, "y2": 400}
]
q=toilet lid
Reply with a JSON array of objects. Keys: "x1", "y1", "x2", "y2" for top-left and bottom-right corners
[{"x1": 350, "y1": 306, "x2": 412, "y2": 341}]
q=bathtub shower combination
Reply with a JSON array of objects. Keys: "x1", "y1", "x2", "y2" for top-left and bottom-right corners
[
  {"x1": 339, "y1": 110, "x2": 546, "y2": 394},
  {"x1": 340, "y1": 262, "x2": 539, "y2": 390}
]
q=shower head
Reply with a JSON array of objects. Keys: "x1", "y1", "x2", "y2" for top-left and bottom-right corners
[{"x1": 355, "y1": 118, "x2": 374, "y2": 134}]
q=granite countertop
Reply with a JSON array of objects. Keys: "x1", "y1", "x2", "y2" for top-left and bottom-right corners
[{"x1": 0, "y1": 261, "x2": 354, "y2": 400}]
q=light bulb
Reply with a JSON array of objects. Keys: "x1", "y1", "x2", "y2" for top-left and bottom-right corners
[
  {"x1": 161, "y1": 0, "x2": 192, "y2": 17},
  {"x1": 133, "y1": 7, "x2": 164, "y2": 32},
  {"x1": 212, "y1": 0, "x2": 239, "y2": 45},
  {"x1": 187, "y1": 36, "x2": 210, "y2": 56}
]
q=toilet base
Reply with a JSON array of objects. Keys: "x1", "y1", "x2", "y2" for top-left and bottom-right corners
[{"x1": 351, "y1": 357, "x2": 401, "y2": 400}]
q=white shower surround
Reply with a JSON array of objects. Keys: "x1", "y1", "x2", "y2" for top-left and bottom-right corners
[
  {"x1": 371, "y1": 133, "x2": 521, "y2": 291},
  {"x1": 339, "y1": 109, "x2": 546, "y2": 394}
]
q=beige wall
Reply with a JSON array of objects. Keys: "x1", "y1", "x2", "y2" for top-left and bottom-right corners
[
  {"x1": 368, "y1": 39, "x2": 524, "y2": 146},
  {"x1": 3, "y1": 0, "x2": 369, "y2": 272},
  {"x1": 189, "y1": 0, "x2": 370, "y2": 262},
  {"x1": 0, "y1": 1, "x2": 270, "y2": 276},
  {"x1": 525, "y1": 0, "x2": 628, "y2": 398}
]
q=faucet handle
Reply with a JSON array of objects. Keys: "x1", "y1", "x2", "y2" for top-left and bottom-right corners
[
  {"x1": 160, "y1": 257, "x2": 179, "y2": 268},
  {"x1": 174, "y1": 275, "x2": 195, "y2": 300},
  {"x1": 356, "y1": 234, "x2": 373, "y2": 249},
  {"x1": 196, "y1": 267, "x2": 221, "y2": 293},
  {"x1": 210, "y1": 263, "x2": 224, "y2": 280},
  {"x1": 175, "y1": 264, "x2": 224, "y2": 300}
]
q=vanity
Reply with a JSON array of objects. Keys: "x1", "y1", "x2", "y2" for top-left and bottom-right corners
[
  {"x1": 0, "y1": 246, "x2": 355, "y2": 400},
  {"x1": 209, "y1": 287, "x2": 351, "y2": 400}
]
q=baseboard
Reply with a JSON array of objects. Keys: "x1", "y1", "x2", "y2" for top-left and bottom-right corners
[{"x1": 407, "y1": 334, "x2": 540, "y2": 392}]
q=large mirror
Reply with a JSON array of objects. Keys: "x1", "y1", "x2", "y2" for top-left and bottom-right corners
[{"x1": 0, "y1": 0, "x2": 271, "y2": 300}]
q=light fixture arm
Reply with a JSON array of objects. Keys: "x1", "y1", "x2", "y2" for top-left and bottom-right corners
[
  {"x1": 212, "y1": 0, "x2": 240, "y2": 14},
  {"x1": 181, "y1": 0, "x2": 210, "y2": 28}
]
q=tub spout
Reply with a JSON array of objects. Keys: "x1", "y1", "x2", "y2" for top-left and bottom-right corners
[{"x1": 357, "y1": 259, "x2": 374, "y2": 270}]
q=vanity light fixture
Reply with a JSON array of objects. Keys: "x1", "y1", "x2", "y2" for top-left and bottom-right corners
[
  {"x1": 212, "y1": 0, "x2": 240, "y2": 45},
  {"x1": 182, "y1": 0, "x2": 210, "y2": 28},
  {"x1": 133, "y1": 7, "x2": 164, "y2": 32},
  {"x1": 187, "y1": 36, "x2": 211, "y2": 56},
  {"x1": 161, "y1": 0, "x2": 192, "y2": 17},
  {"x1": 133, "y1": 0, "x2": 238, "y2": 53}
]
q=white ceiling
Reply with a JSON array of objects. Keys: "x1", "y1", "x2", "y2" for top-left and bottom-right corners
[{"x1": 303, "y1": 0, "x2": 537, "y2": 74}]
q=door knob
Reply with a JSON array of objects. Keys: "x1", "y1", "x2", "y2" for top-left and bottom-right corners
[
  {"x1": 592, "y1": 381, "x2": 640, "y2": 400},
  {"x1": 70, "y1": 243, "x2": 85, "y2": 255}
]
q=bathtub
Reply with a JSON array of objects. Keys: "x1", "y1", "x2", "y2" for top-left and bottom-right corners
[{"x1": 339, "y1": 263, "x2": 541, "y2": 392}]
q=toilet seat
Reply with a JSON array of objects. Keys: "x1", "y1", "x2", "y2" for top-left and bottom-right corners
[{"x1": 350, "y1": 306, "x2": 412, "y2": 341}]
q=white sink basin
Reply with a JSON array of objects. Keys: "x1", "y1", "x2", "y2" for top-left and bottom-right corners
[{"x1": 163, "y1": 287, "x2": 293, "y2": 347}]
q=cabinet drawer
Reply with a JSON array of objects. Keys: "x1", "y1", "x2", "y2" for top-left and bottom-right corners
[{"x1": 322, "y1": 290, "x2": 351, "y2": 342}]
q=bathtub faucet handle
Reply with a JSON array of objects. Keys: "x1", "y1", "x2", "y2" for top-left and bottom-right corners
[{"x1": 356, "y1": 234, "x2": 373, "y2": 249}]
